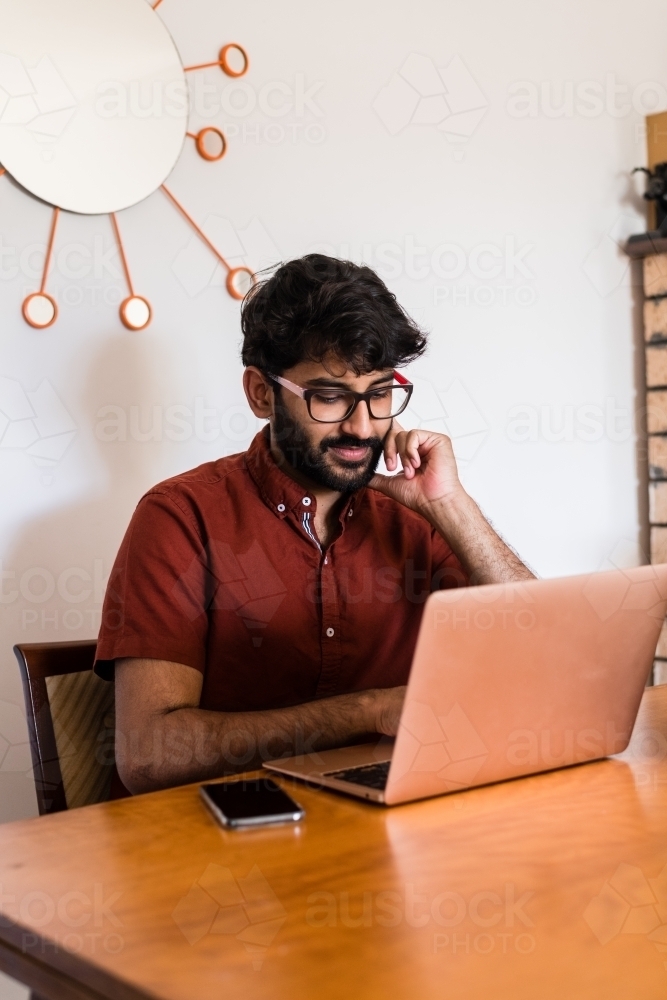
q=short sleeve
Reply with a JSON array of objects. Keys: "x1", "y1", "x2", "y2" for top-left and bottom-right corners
[
  {"x1": 94, "y1": 490, "x2": 210, "y2": 680},
  {"x1": 430, "y1": 529, "x2": 468, "y2": 591}
]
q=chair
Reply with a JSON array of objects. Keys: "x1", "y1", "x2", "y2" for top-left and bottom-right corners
[{"x1": 13, "y1": 641, "x2": 115, "y2": 816}]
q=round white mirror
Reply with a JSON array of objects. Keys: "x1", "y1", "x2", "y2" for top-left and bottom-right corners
[
  {"x1": 22, "y1": 292, "x2": 58, "y2": 328},
  {"x1": 120, "y1": 295, "x2": 152, "y2": 331},
  {"x1": 0, "y1": 0, "x2": 188, "y2": 215}
]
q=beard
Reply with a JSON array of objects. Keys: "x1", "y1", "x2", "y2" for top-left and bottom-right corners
[{"x1": 272, "y1": 404, "x2": 386, "y2": 492}]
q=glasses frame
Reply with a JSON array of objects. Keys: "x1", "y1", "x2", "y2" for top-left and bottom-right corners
[{"x1": 265, "y1": 370, "x2": 413, "y2": 423}]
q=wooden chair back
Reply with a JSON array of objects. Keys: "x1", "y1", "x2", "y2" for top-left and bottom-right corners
[{"x1": 13, "y1": 641, "x2": 115, "y2": 815}]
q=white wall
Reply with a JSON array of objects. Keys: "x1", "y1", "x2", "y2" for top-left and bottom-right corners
[{"x1": 0, "y1": 0, "x2": 661, "y2": 822}]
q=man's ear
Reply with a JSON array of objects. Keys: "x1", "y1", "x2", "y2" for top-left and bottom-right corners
[{"x1": 243, "y1": 367, "x2": 274, "y2": 419}]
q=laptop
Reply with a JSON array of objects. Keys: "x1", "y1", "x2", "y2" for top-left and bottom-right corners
[{"x1": 264, "y1": 564, "x2": 667, "y2": 805}]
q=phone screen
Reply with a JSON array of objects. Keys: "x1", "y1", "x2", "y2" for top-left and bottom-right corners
[{"x1": 200, "y1": 778, "x2": 305, "y2": 827}]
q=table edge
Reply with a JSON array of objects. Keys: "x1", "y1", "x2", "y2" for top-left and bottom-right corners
[{"x1": 0, "y1": 917, "x2": 156, "y2": 1000}]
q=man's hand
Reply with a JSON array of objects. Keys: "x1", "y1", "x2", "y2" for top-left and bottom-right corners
[
  {"x1": 369, "y1": 421, "x2": 535, "y2": 586},
  {"x1": 369, "y1": 422, "x2": 464, "y2": 517},
  {"x1": 372, "y1": 685, "x2": 407, "y2": 736}
]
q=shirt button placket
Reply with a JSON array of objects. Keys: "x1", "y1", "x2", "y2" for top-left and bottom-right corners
[{"x1": 316, "y1": 541, "x2": 342, "y2": 697}]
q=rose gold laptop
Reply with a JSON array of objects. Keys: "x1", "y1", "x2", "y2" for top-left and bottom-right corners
[{"x1": 264, "y1": 565, "x2": 667, "y2": 805}]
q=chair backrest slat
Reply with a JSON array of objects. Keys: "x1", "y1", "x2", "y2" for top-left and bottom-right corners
[{"x1": 13, "y1": 641, "x2": 109, "y2": 816}]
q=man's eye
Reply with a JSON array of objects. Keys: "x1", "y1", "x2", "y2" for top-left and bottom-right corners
[
  {"x1": 314, "y1": 392, "x2": 348, "y2": 404},
  {"x1": 370, "y1": 388, "x2": 392, "y2": 399}
]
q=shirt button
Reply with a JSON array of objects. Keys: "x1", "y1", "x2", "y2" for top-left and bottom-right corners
[
  {"x1": 348, "y1": 509, "x2": 353, "y2": 517},
  {"x1": 302, "y1": 497, "x2": 312, "y2": 507},
  {"x1": 326, "y1": 627, "x2": 335, "y2": 637},
  {"x1": 277, "y1": 503, "x2": 286, "y2": 513}
]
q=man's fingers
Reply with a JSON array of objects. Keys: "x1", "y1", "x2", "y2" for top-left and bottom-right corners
[
  {"x1": 406, "y1": 429, "x2": 422, "y2": 468},
  {"x1": 393, "y1": 428, "x2": 421, "y2": 479},
  {"x1": 369, "y1": 472, "x2": 404, "y2": 496},
  {"x1": 377, "y1": 684, "x2": 408, "y2": 736},
  {"x1": 383, "y1": 425, "x2": 398, "y2": 471},
  {"x1": 392, "y1": 432, "x2": 412, "y2": 478},
  {"x1": 368, "y1": 473, "x2": 389, "y2": 496},
  {"x1": 385, "y1": 425, "x2": 411, "y2": 474}
]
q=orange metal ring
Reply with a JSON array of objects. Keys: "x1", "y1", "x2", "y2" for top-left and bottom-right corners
[
  {"x1": 195, "y1": 127, "x2": 227, "y2": 162},
  {"x1": 22, "y1": 292, "x2": 58, "y2": 329},
  {"x1": 218, "y1": 44, "x2": 249, "y2": 78},
  {"x1": 226, "y1": 267, "x2": 256, "y2": 300}
]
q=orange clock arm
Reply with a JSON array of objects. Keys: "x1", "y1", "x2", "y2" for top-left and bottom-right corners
[
  {"x1": 183, "y1": 60, "x2": 220, "y2": 72},
  {"x1": 110, "y1": 212, "x2": 135, "y2": 297},
  {"x1": 161, "y1": 183, "x2": 232, "y2": 273},
  {"x1": 41, "y1": 207, "x2": 60, "y2": 294}
]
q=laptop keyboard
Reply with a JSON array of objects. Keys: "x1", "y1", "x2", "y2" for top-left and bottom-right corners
[{"x1": 324, "y1": 760, "x2": 391, "y2": 790}]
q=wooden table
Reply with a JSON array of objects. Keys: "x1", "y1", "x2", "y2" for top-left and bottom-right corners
[{"x1": 2, "y1": 687, "x2": 667, "y2": 1000}]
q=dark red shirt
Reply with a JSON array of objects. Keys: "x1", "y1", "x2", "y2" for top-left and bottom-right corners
[{"x1": 95, "y1": 428, "x2": 467, "y2": 707}]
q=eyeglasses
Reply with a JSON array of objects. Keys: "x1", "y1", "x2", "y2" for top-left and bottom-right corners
[{"x1": 266, "y1": 371, "x2": 413, "y2": 423}]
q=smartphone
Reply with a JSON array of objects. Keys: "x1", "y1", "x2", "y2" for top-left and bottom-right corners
[{"x1": 199, "y1": 778, "x2": 305, "y2": 828}]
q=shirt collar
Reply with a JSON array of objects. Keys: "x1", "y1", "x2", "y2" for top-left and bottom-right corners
[{"x1": 244, "y1": 427, "x2": 360, "y2": 521}]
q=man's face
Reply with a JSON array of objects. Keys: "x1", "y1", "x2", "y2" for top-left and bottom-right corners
[{"x1": 270, "y1": 358, "x2": 395, "y2": 493}]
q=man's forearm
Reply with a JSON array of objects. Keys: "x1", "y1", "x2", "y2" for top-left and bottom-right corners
[
  {"x1": 425, "y1": 492, "x2": 535, "y2": 585},
  {"x1": 117, "y1": 688, "x2": 386, "y2": 794}
]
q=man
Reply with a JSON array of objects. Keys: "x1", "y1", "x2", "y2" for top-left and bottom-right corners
[{"x1": 95, "y1": 255, "x2": 533, "y2": 795}]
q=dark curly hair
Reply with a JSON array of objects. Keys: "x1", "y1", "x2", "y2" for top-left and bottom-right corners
[{"x1": 240, "y1": 254, "x2": 427, "y2": 375}]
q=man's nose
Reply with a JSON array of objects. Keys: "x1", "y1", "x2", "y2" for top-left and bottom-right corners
[{"x1": 340, "y1": 400, "x2": 373, "y2": 439}]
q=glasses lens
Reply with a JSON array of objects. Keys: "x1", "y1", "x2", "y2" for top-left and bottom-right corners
[
  {"x1": 308, "y1": 386, "x2": 411, "y2": 422},
  {"x1": 368, "y1": 386, "x2": 410, "y2": 419},
  {"x1": 309, "y1": 391, "x2": 356, "y2": 422}
]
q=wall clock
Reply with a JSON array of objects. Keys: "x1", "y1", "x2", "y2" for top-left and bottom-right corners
[{"x1": 0, "y1": 0, "x2": 256, "y2": 331}]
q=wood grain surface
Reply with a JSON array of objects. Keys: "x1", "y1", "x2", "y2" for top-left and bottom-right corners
[{"x1": 2, "y1": 686, "x2": 667, "y2": 999}]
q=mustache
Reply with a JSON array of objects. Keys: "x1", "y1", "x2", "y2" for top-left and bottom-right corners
[{"x1": 320, "y1": 433, "x2": 384, "y2": 454}]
